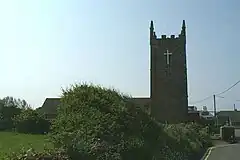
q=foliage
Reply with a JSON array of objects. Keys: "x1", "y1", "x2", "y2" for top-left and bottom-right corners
[
  {"x1": 209, "y1": 124, "x2": 220, "y2": 134},
  {"x1": 50, "y1": 83, "x2": 212, "y2": 160},
  {"x1": 5, "y1": 147, "x2": 69, "y2": 160},
  {"x1": 0, "y1": 96, "x2": 31, "y2": 131},
  {"x1": 0, "y1": 105, "x2": 22, "y2": 130},
  {"x1": 50, "y1": 84, "x2": 155, "y2": 159},
  {"x1": 1, "y1": 96, "x2": 30, "y2": 109},
  {"x1": 163, "y1": 123, "x2": 212, "y2": 158},
  {"x1": 199, "y1": 118, "x2": 215, "y2": 126},
  {"x1": 13, "y1": 109, "x2": 51, "y2": 134}
]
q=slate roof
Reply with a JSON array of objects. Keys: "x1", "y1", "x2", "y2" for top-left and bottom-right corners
[
  {"x1": 38, "y1": 98, "x2": 61, "y2": 114},
  {"x1": 39, "y1": 97, "x2": 196, "y2": 117},
  {"x1": 38, "y1": 97, "x2": 151, "y2": 116},
  {"x1": 39, "y1": 96, "x2": 201, "y2": 118},
  {"x1": 217, "y1": 111, "x2": 240, "y2": 122},
  {"x1": 131, "y1": 97, "x2": 151, "y2": 113},
  {"x1": 131, "y1": 97, "x2": 151, "y2": 106}
]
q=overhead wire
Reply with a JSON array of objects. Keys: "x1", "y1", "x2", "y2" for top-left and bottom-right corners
[
  {"x1": 215, "y1": 95, "x2": 240, "y2": 102},
  {"x1": 216, "y1": 80, "x2": 240, "y2": 96},
  {"x1": 190, "y1": 79, "x2": 240, "y2": 105},
  {"x1": 189, "y1": 95, "x2": 212, "y2": 104}
]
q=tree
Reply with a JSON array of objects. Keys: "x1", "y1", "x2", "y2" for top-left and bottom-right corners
[
  {"x1": 0, "y1": 96, "x2": 31, "y2": 130},
  {"x1": 50, "y1": 83, "x2": 166, "y2": 160},
  {"x1": 13, "y1": 108, "x2": 50, "y2": 134},
  {"x1": 2, "y1": 96, "x2": 30, "y2": 109},
  {"x1": 0, "y1": 105, "x2": 22, "y2": 130}
]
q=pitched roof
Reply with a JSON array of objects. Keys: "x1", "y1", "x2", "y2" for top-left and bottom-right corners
[
  {"x1": 131, "y1": 97, "x2": 151, "y2": 106},
  {"x1": 131, "y1": 97, "x2": 151, "y2": 113},
  {"x1": 38, "y1": 98, "x2": 61, "y2": 114},
  {"x1": 217, "y1": 111, "x2": 240, "y2": 122},
  {"x1": 38, "y1": 97, "x2": 151, "y2": 115}
]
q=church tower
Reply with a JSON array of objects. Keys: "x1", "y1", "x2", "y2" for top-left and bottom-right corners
[{"x1": 150, "y1": 20, "x2": 188, "y2": 123}]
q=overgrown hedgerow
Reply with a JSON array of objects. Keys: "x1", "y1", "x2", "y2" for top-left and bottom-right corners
[
  {"x1": 47, "y1": 83, "x2": 212, "y2": 160},
  {"x1": 50, "y1": 83, "x2": 161, "y2": 159},
  {"x1": 13, "y1": 109, "x2": 50, "y2": 134},
  {"x1": 162, "y1": 123, "x2": 212, "y2": 158},
  {"x1": 5, "y1": 83, "x2": 212, "y2": 159},
  {"x1": 5, "y1": 147, "x2": 69, "y2": 160}
]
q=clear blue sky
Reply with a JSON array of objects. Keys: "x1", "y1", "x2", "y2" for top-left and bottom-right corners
[{"x1": 0, "y1": 0, "x2": 239, "y2": 111}]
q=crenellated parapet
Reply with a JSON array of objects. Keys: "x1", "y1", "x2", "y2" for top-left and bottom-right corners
[{"x1": 150, "y1": 20, "x2": 186, "y2": 44}]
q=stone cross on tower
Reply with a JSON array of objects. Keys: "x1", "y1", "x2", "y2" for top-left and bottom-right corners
[{"x1": 164, "y1": 49, "x2": 172, "y2": 65}]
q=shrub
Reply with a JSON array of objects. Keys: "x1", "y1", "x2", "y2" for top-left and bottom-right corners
[
  {"x1": 50, "y1": 84, "x2": 167, "y2": 159},
  {"x1": 0, "y1": 106, "x2": 22, "y2": 130},
  {"x1": 5, "y1": 147, "x2": 69, "y2": 160},
  {"x1": 0, "y1": 96, "x2": 31, "y2": 131},
  {"x1": 50, "y1": 83, "x2": 212, "y2": 160},
  {"x1": 13, "y1": 109, "x2": 50, "y2": 134},
  {"x1": 209, "y1": 124, "x2": 220, "y2": 134},
  {"x1": 163, "y1": 123, "x2": 212, "y2": 158}
]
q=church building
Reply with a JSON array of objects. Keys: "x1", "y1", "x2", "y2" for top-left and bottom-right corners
[{"x1": 39, "y1": 20, "x2": 189, "y2": 123}]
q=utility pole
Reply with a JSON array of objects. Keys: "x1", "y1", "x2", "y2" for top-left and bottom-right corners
[
  {"x1": 213, "y1": 94, "x2": 218, "y2": 126},
  {"x1": 213, "y1": 94, "x2": 216, "y2": 117}
]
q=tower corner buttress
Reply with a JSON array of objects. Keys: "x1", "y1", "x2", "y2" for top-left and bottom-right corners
[
  {"x1": 150, "y1": 20, "x2": 157, "y2": 45},
  {"x1": 180, "y1": 20, "x2": 186, "y2": 43}
]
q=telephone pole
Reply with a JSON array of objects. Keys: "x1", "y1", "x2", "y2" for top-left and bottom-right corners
[
  {"x1": 213, "y1": 94, "x2": 216, "y2": 117},
  {"x1": 213, "y1": 94, "x2": 218, "y2": 126}
]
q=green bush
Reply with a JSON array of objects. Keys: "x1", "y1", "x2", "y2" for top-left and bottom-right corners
[
  {"x1": 13, "y1": 109, "x2": 50, "y2": 134},
  {"x1": 50, "y1": 84, "x2": 161, "y2": 159},
  {"x1": 163, "y1": 123, "x2": 212, "y2": 158},
  {"x1": 5, "y1": 147, "x2": 69, "y2": 160},
  {"x1": 0, "y1": 106, "x2": 22, "y2": 130},
  {"x1": 0, "y1": 96, "x2": 31, "y2": 131},
  {"x1": 49, "y1": 83, "x2": 212, "y2": 160},
  {"x1": 209, "y1": 125, "x2": 220, "y2": 134}
]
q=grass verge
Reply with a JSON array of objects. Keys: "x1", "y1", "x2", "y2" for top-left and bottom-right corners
[{"x1": 0, "y1": 131, "x2": 53, "y2": 159}]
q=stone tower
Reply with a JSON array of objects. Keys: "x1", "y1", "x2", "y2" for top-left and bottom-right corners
[{"x1": 150, "y1": 20, "x2": 188, "y2": 123}]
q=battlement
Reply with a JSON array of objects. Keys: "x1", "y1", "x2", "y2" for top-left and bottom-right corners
[
  {"x1": 152, "y1": 32, "x2": 184, "y2": 41},
  {"x1": 159, "y1": 34, "x2": 180, "y2": 40},
  {"x1": 150, "y1": 20, "x2": 186, "y2": 43}
]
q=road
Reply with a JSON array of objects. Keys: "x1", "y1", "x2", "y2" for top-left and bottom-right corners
[
  {"x1": 205, "y1": 129, "x2": 240, "y2": 160},
  {"x1": 236, "y1": 128, "x2": 240, "y2": 137}
]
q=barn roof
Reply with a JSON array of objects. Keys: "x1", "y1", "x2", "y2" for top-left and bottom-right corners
[
  {"x1": 38, "y1": 98, "x2": 61, "y2": 114},
  {"x1": 38, "y1": 97, "x2": 151, "y2": 115}
]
